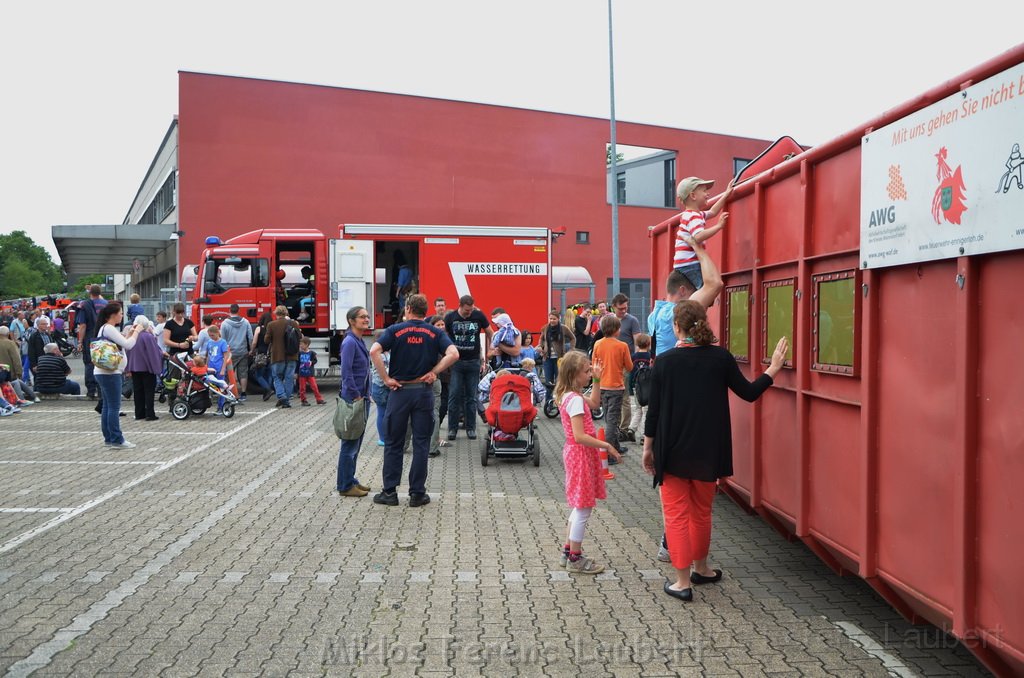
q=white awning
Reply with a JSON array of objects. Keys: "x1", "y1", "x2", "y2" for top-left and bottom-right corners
[{"x1": 551, "y1": 266, "x2": 593, "y2": 287}]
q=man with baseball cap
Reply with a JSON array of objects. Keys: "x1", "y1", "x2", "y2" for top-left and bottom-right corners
[{"x1": 673, "y1": 176, "x2": 734, "y2": 290}]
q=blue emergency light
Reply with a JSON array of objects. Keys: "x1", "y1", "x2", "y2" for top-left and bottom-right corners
[{"x1": 205, "y1": 236, "x2": 223, "y2": 246}]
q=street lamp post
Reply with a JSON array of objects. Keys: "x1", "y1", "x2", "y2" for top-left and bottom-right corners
[{"x1": 608, "y1": 0, "x2": 620, "y2": 299}]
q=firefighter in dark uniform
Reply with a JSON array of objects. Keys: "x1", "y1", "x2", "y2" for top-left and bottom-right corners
[{"x1": 370, "y1": 294, "x2": 459, "y2": 507}]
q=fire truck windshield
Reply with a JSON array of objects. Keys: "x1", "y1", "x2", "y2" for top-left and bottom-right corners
[{"x1": 203, "y1": 257, "x2": 270, "y2": 293}]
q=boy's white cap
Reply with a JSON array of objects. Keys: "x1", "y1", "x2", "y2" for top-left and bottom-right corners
[{"x1": 676, "y1": 177, "x2": 714, "y2": 200}]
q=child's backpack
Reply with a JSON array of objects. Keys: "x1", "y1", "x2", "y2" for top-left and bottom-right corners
[
  {"x1": 634, "y1": 359, "x2": 654, "y2": 407},
  {"x1": 485, "y1": 373, "x2": 537, "y2": 435},
  {"x1": 283, "y1": 323, "x2": 301, "y2": 356}
]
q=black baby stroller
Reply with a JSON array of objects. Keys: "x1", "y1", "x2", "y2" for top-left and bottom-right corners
[
  {"x1": 158, "y1": 353, "x2": 189, "y2": 404},
  {"x1": 481, "y1": 369, "x2": 539, "y2": 467}
]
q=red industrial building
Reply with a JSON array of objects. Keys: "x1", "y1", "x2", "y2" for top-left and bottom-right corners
[{"x1": 55, "y1": 72, "x2": 770, "y2": 314}]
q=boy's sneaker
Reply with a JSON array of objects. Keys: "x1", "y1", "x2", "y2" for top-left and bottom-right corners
[
  {"x1": 300, "y1": 400, "x2": 310, "y2": 407},
  {"x1": 213, "y1": 409, "x2": 224, "y2": 416},
  {"x1": 238, "y1": 395, "x2": 247, "y2": 403},
  {"x1": 316, "y1": 399, "x2": 326, "y2": 405},
  {"x1": 657, "y1": 545, "x2": 672, "y2": 562},
  {"x1": 372, "y1": 490, "x2": 399, "y2": 506},
  {"x1": 113, "y1": 441, "x2": 137, "y2": 449},
  {"x1": 0, "y1": 408, "x2": 13, "y2": 417},
  {"x1": 565, "y1": 556, "x2": 604, "y2": 575}
]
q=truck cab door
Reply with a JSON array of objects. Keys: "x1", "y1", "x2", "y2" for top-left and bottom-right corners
[{"x1": 328, "y1": 239, "x2": 375, "y2": 329}]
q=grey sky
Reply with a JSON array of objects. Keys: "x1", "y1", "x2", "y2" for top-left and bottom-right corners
[{"x1": 1, "y1": 0, "x2": 1020, "y2": 259}]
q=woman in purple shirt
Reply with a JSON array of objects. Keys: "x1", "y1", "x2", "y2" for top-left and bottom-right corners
[
  {"x1": 337, "y1": 306, "x2": 373, "y2": 497},
  {"x1": 125, "y1": 315, "x2": 164, "y2": 421}
]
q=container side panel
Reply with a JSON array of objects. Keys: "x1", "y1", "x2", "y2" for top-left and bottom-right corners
[
  {"x1": 976, "y1": 252, "x2": 1024, "y2": 657},
  {"x1": 876, "y1": 261, "x2": 957, "y2": 610},
  {"x1": 728, "y1": 363, "x2": 756, "y2": 497},
  {"x1": 756, "y1": 388, "x2": 799, "y2": 516},
  {"x1": 724, "y1": 195, "x2": 758, "y2": 273},
  {"x1": 761, "y1": 177, "x2": 802, "y2": 266},
  {"x1": 808, "y1": 398, "x2": 862, "y2": 559},
  {"x1": 810, "y1": 149, "x2": 861, "y2": 257}
]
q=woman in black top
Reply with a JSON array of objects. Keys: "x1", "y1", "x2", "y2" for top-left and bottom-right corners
[
  {"x1": 162, "y1": 302, "x2": 197, "y2": 354},
  {"x1": 642, "y1": 300, "x2": 787, "y2": 602}
]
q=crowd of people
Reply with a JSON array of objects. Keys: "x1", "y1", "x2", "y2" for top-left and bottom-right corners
[
  {"x1": 2, "y1": 175, "x2": 789, "y2": 604},
  {"x1": 341, "y1": 175, "x2": 789, "y2": 604}
]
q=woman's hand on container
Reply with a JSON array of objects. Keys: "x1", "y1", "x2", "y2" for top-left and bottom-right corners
[{"x1": 767, "y1": 336, "x2": 788, "y2": 376}]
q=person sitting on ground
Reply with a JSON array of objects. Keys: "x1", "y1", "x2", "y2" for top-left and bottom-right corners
[
  {"x1": 0, "y1": 324, "x2": 36, "y2": 403},
  {"x1": 35, "y1": 343, "x2": 81, "y2": 395},
  {"x1": 0, "y1": 390, "x2": 21, "y2": 416}
]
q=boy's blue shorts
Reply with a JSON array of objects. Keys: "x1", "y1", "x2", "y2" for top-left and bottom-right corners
[{"x1": 674, "y1": 262, "x2": 703, "y2": 290}]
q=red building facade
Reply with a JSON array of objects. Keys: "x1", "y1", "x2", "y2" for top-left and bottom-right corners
[{"x1": 177, "y1": 72, "x2": 769, "y2": 306}]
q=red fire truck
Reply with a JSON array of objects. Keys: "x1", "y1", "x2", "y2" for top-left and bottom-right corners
[{"x1": 192, "y1": 224, "x2": 553, "y2": 357}]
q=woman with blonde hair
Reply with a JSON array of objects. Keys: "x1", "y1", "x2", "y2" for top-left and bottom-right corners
[{"x1": 554, "y1": 350, "x2": 619, "y2": 574}]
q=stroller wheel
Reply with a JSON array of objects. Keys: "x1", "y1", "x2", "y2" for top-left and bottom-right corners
[
  {"x1": 221, "y1": 403, "x2": 235, "y2": 419},
  {"x1": 171, "y1": 401, "x2": 190, "y2": 420},
  {"x1": 592, "y1": 406, "x2": 604, "y2": 420},
  {"x1": 480, "y1": 434, "x2": 489, "y2": 467},
  {"x1": 532, "y1": 435, "x2": 541, "y2": 467},
  {"x1": 543, "y1": 399, "x2": 559, "y2": 418}
]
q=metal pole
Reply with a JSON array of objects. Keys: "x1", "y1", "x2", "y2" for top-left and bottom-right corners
[
  {"x1": 608, "y1": 0, "x2": 620, "y2": 299},
  {"x1": 175, "y1": 236, "x2": 181, "y2": 303}
]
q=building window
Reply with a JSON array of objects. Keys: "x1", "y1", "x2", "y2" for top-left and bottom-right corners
[
  {"x1": 733, "y1": 157, "x2": 752, "y2": 178},
  {"x1": 724, "y1": 285, "x2": 750, "y2": 362},
  {"x1": 762, "y1": 279, "x2": 794, "y2": 367},
  {"x1": 812, "y1": 270, "x2": 858, "y2": 374},
  {"x1": 606, "y1": 144, "x2": 678, "y2": 209},
  {"x1": 576, "y1": 231, "x2": 590, "y2": 245},
  {"x1": 664, "y1": 158, "x2": 676, "y2": 207},
  {"x1": 140, "y1": 172, "x2": 177, "y2": 224}
]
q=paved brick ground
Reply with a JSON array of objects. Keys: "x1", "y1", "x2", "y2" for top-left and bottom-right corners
[{"x1": 0, "y1": 372, "x2": 992, "y2": 676}]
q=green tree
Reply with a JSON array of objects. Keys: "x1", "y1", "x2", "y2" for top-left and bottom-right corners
[
  {"x1": 0, "y1": 231, "x2": 64, "y2": 298},
  {"x1": 69, "y1": 274, "x2": 107, "y2": 298}
]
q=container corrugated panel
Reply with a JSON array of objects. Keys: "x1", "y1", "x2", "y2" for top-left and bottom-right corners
[{"x1": 649, "y1": 44, "x2": 1024, "y2": 677}]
